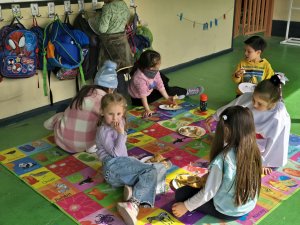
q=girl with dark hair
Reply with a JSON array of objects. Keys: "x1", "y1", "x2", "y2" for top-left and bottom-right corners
[
  {"x1": 207, "y1": 74, "x2": 291, "y2": 175},
  {"x1": 128, "y1": 49, "x2": 204, "y2": 117},
  {"x1": 172, "y1": 106, "x2": 262, "y2": 219},
  {"x1": 44, "y1": 61, "x2": 118, "y2": 153}
]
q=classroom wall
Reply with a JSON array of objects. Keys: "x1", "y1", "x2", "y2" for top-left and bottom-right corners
[
  {"x1": 0, "y1": 0, "x2": 234, "y2": 120},
  {"x1": 273, "y1": 0, "x2": 300, "y2": 22}
]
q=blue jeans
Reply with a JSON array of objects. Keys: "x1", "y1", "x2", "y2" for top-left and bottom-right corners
[
  {"x1": 102, "y1": 156, "x2": 157, "y2": 207},
  {"x1": 153, "y1": 162, "x2": 169, "y2": 194}
]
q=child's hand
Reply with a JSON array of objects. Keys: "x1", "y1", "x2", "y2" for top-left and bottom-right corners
[
  {"x1": 168, "y1": 96, "x2": 176, "y2": 104},
  {"x1": 235, "y1": 68, "x2": 245, "y2": 78},
  {"x1": 172, "y1": 202, "x2": 188, "y2": 218},
  {"x1": 142, "y1": 109, "x2": 154, "y2": 118},
  {"x1": 205, "y1": 116, "x2": 215, "y2": 132},
  {"x1": 112, "y1": 121, "x2": 124, "y2": 134},
  {"x1": 262, "y1": 167, "x2": 273, "y2": 175}
]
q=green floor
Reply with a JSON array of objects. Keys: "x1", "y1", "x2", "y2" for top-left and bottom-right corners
[{"x1": 0, "y1": 36, "x2": 299, "y2": 225}]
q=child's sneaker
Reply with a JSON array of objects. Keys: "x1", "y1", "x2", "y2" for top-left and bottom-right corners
[
  {"x1": 117, "y1": 201, "x2": 139, "y2": 225},
  {"x1": 186, "y1": 86, "x2": 204, "y2": 96},
  {"x1": 123, "y1": 185, "x2": 133, "y2": 201},
  {"x1": 86, "y1": 145, "x2": 98, "y2": 153}
]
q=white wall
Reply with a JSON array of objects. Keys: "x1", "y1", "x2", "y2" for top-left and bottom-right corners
[
  {"x1": 273, "y1": 0, "x2": 300, "y2": 21},
  {"x1": 0, "y1": 0, "x2": 234, "y2": 119}
]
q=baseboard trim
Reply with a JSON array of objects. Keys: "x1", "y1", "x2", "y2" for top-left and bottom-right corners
[
  {"x1": 0, "y1": 48, "x2": 232, "y2": 127},
  {"x1": 0, "y1": 99, "x2": 72, "y2": 127},
  {"x1": 161, "y1": 48, "x2": 233, "y2": 74},
  {"x1": 272, "y1": 20, "x2": 300, "y2": 37}
]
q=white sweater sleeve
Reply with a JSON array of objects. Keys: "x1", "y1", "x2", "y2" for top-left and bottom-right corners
[
  {"x1": 213, "y1": 93, "x2": 253, "y2": 121},
  {"x1": 184, "y1": 165, "x2": 222, "y2": 212}
]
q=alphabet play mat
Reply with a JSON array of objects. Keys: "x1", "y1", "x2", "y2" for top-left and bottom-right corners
[{"x1": 1, "y1": 98, "x2": 299, "y2": 225}]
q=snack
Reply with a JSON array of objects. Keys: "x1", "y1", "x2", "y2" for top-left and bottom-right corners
[
  {"x1": 179, "y1": 126, "x2": 205, "y2": 138},
  {"x1": 174, "y1": 174, "x2": 204, "y2": 188},
  {"x1": 168, "y1": 104, "x2": 179, "y2": 109},
  {"x1": 194, "y1": 127, "x2": 203, "y2": 136},
  {"x1": 146, "y1": 153, "x2": 165, "y2": 163},
  {"x1": 180, "y1": 127, "x2": 190, "y2": 136}
]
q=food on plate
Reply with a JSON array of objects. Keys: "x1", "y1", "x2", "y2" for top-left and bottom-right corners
[
  {"x1": 168, "y1": 104, "x2": 179, "y2": 109},
  {"x1": 180, "y1": 127, "x2": 190, "y2": 136},
  {"x1": 195, "y1": 127, "x2": 203, "y2": 136},
  {"x1": 174, "y1": 174, "x2": 205, "y2": 188},
  {"x1": 179, "y1": 126, "x2": 204, "y2": 137}
]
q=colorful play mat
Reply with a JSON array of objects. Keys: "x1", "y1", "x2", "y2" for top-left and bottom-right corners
[{"x1": 1, "y1": 98, "x2": 299, "y2": 225}]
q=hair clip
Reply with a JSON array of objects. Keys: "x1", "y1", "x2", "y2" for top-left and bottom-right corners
[
  {"x1": 222, "y1": 115, "x2": 227, "y2": 121},
  {"x1": 275, "y1": 72, "x2": 289, "y2": 85}
]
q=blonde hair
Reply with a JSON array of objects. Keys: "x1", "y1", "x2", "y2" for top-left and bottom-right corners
[
  {"x1": 210, "y1": 106, "x2": 262, "y2": 206},
  {"x1": 97, "y1": 93, "x2": 127, "y2": 127}
]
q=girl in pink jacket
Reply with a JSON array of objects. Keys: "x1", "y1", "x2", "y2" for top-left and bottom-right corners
[
  {"x1": 44, "y1": 60, "x2": 118, "y2": 153},
  {"x1": 128, "y1": 50, "x2": 204, "y2": 117}
]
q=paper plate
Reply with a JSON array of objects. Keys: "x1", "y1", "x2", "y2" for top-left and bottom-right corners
[
  {"x1": 175, "y1": 95, "x2": 185, "y2": 100},
  {"x1": 159, "y1": 104, "x2": 182, "y2": 111},
  {"x1": 140, "y1": 156, "x2": 153, "y2": 163},
  {"x1": 178, "y1": 126, "x2": 206, "y2": 138},
  {"x1": 171, "y1": 179, "x2": 180, "y2": 189},
  {"x1": 238, "y1": 82, "x2": 256, "y2": 93}
]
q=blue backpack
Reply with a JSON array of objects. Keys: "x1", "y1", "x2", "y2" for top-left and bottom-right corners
[
  {"x1": 42, "y1": 15, "x2": 89, "y2": 101},
  {"x1": 30, "y1": 17, "x2": 44, "y2": 70},
  {"x1": 0, "y1": 18, "x2": 37, "y2": 78}
]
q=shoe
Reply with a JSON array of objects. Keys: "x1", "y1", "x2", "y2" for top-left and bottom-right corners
[
  {"x1": 123, "y1": 185, "x2": 133, "y2": 201},
  {"x1": 86, "y1": 145, "x2": 98, "y2": 153},
  {"x1": 43, "y1": 118, "x2": 54, "y2": 130},
  {"x1": 117, "y1": 202, "x2": 139, "y2": 225},
  {"x1": 186, "y1": 86, "x2": 204, "y2": 96}
]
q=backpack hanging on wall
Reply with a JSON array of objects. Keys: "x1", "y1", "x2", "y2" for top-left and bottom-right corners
[
  {"x1": 73, "y1": 12, "x2": 100, "y2": 80},
  {"x1": 30, "y1": 16, "x2": 44, "y2": 70},
  {"x1": 42, "y1": 14, "x2": 89, "y2": 104},
  {"x1": 51, "y1": 14, "x2": 86, "y2": 81},
  {"x1": 0, "y1": 17, "x2": 38, "y2": 78},
  {"x1": 0, "y1": 17, "x2": 25, "y2": 59}
]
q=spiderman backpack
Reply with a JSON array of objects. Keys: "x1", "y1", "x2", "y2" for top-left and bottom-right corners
[{"x1": 0, "y1": 18, "x2": 37, "y2": 78}]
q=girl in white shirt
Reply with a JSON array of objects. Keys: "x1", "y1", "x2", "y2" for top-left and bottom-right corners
[
  {"x1": 172, "y1": 106, "x2": 262, "y2": 219},
  {"x1": 206, "y1": 74, "x2": 290, "y2": 175}
]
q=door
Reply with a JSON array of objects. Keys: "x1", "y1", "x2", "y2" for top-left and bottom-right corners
[{"x1": 234, "y1": 0, "x2": 274, "y2": 37}]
